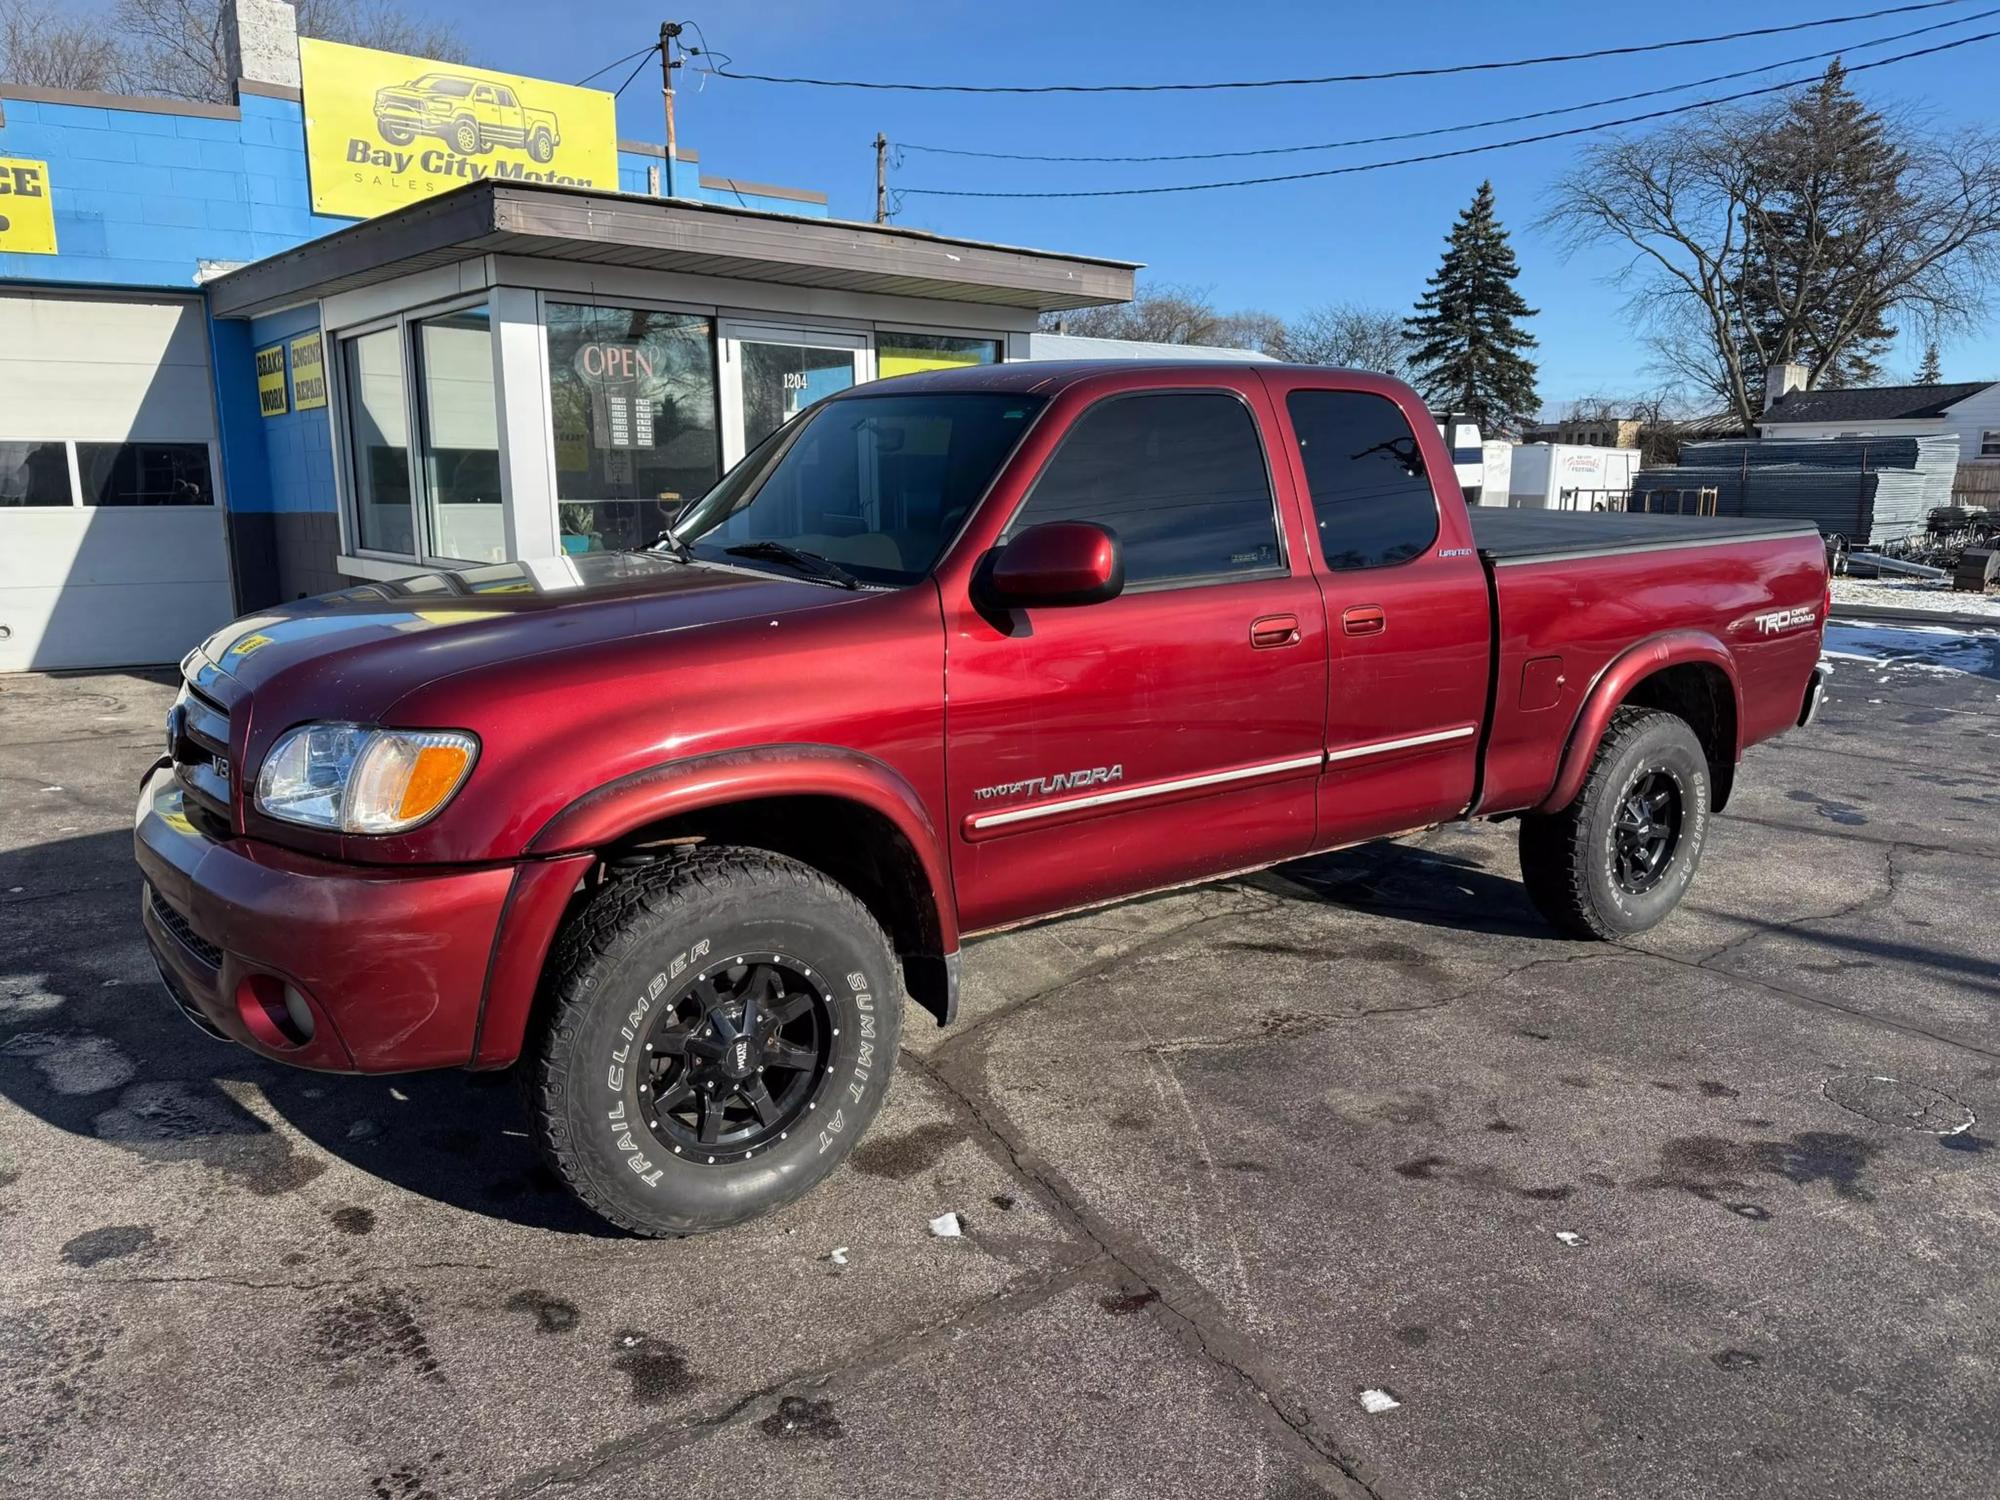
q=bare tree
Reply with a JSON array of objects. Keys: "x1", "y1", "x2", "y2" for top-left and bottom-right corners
[
  {"x1": 1, "y1": 0, "x2": 124, "y2": 89},
  {"x1": 1042, "y1": 282, "x2": 1231, "y2": 345},
  {"x1": 1544, "y1": 63, "x2": 2000, "y2": 430},
  {"x1": 113, "y1": 0, "x2": 462, "y2": 103},
  {"x1": 1284, "y1": 302, "x2": 1415, "y2": 378}
]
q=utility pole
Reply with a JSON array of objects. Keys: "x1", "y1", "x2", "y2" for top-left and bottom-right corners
[
  {"x1": 874, "y1": 133, "x2": 889, "y2": 223},
  {"x1": 660, "y1": 22, "x2": 683, "y2": 198}
]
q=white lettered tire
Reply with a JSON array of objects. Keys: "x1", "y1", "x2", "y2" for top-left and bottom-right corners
[{"x1": 527, "y1": 849, "x2": 902, "y2": 1236}]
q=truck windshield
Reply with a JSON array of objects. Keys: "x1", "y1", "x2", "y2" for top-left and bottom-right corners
[{"x1": 672, "y1": 392, "x2": 1046, "y2": 587}]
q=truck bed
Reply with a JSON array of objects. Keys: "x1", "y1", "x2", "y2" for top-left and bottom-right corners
[{"x1": 1468, "y1": 507, "x2": 1820, "y2": 564}]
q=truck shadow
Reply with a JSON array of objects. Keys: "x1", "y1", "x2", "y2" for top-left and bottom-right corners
[
  {"x1": 0, "y1": 829, "x2": 619, "y2": 1237},
  {"x1": 1269, "y1": 836, "x2": 1550, "y2": 936}
]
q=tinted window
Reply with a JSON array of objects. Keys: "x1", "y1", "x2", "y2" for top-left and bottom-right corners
[
  {"x1": 1008, "y1": 392, "x2": 1280, "y2": 587},
  {"x1": 1287, "y1": 390, "x2": 1439, "y2": 570},
  {"x1": 76, "y1": 443, "x2": 213, "y2": 506}
]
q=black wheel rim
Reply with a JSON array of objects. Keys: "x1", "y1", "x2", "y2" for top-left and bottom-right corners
[
  {"x1": 637, "y1": 953, "x2": 833, "y2": 1165},
  {"x1": 1611, "y1": 768, "x2": 1683, "y2": 895}
]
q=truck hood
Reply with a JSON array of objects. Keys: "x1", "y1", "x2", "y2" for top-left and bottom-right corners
[{"x1": 190, "y1": 552, "x2": 845, "y2": 708}]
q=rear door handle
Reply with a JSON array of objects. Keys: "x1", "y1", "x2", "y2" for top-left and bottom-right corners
[
  {"x1": 1250, "y1": 614, "x2": 1300, "y2": 648},
  {"x1": 1342, "y1": 605, "x2": 1386, "y2": 636}
]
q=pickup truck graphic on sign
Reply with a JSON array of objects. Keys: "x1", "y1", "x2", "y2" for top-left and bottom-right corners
[{"x1": 372, "y1": 72, "x2": 560, "y2": 161}]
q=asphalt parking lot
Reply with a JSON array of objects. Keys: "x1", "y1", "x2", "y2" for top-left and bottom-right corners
[{"x1": 3, "y1": 622, "x2": 1996, "y2": 1500}]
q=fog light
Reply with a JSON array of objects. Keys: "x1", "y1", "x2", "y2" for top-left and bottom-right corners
[
  {"x1": 282, "y1": 984, "x2": 316, "y2": 1043},
  {"x1": 236, "y1": 974, "x2": 316, "y2": 1049}
]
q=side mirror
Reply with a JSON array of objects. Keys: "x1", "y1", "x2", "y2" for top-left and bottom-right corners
[{"x1": 981, "y1": 521, "x2": 1124, "y2": 609}]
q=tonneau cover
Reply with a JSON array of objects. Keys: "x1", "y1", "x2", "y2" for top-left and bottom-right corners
[{"x1": 1468, "y1": 507, "x2": 1820, "y2": 564}]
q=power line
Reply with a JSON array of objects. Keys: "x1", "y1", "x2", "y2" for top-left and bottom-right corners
[
  {"x1": 894, "y1": 6, "x2": 1999, "y2": 163},
  {"x1": 576, "y1": 43, "x2": 660, "y2": 88},
  {"x1": 896, "y1": 28, "x2": 2000, "y2": 198},
  {"x1": 712, "y1": 0, "x2": 1977, "y2": 94},
  {"x1": 611, "y1": 44, "x2": 664, "y2": 101}
]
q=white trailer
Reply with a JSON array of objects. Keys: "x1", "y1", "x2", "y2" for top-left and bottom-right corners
[{"x1": 1507, "y1": 444, "x2": 1642, "y2": 510}]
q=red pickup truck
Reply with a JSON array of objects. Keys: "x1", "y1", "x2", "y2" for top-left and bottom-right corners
[{"x1": 136, "y1": 362, "x2": 1829, "y2": 1235}]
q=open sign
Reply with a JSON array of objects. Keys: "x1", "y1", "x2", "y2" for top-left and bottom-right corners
[{"x1": 573, "y1": 342, "x2": 658, "y2": 385}]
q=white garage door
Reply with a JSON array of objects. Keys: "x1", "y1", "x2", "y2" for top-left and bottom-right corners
[{"x1": 0, "y1": 291, "x2": 234, "y2": 672}]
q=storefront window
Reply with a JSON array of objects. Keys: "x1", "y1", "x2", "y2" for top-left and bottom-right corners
[
  {"x1": 343, "y1": 327, "x2": 415, "y2": 556},
  {"x1": 878, "y1": 332, "x2": 1002, "y2": 380},
  {"x1": 545, "y1": 303, "x2": 720, "y2": 554},
  {"x1": 415, "y1": 307, "x2": 503, "y2": 563}
]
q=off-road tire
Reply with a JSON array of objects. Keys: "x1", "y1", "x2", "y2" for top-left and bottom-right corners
[
  {"x1": 1518, "y1": 707, "x2": 1711, "y2": 940},
  {"x1": 451, "y1": 117, "x2": 481, "y2": 155},
  {"x1": 527, "y1": 129, "x2": 555, "y2": 163},
  {"x1": 378, "y1": 122, "x2": 415, "y2": 146},
  {"x1": 526, "y1": 848, "x2": 903, "y2": 1236}
]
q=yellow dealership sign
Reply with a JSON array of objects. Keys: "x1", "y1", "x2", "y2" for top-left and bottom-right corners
[
  {"x1": 299, "y1": 39, "x2": 619, "y2": 220},
  {"x1": 0, "y1": 157, "x2": 58, "y2": 255}
]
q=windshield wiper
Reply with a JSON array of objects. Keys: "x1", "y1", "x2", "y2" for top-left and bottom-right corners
[
  {"x1": 724, "y1": 541, "x2": 859, "y2": 590},
  {"x1": 647, "y1": 530, "x2": 694, "y2": 563}
]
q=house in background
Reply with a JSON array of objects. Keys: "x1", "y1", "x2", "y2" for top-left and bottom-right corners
[{"x1": 1757, "y1": 363, "x2": 2000, "y2": 464}]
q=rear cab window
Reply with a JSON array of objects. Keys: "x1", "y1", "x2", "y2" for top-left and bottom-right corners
[
  {"x1": 1286, "y1": 389, "x2": 1441, "y2": 570},
  {"x1": 1006, "y1": 390, "x2": 1284, "y2": 587}
]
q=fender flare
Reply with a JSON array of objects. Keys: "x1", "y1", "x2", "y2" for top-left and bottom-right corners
[
  {"x1": 527, "y1": 742, "x2": 960, "y2": 956},
  {"x1": 1537, "y1": 630, "x2": 1743, "y2": 815}
]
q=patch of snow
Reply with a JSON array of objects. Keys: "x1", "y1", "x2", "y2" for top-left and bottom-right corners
[
  {"x1": 826, "y1": 1246, "x2": 849, "y2": 1265},
  {"x1": 0, "y1": 974, "x2": 64, "y2": 1018},
  {"x1": 1359, "y1": 1388, "x2": 1402, "y2": 1414},
  {"x1": 1555, "y1": 1230, "x2": 1589, "y2": 1247},
  {"x1": 928, "y1": 1211, "x2": 963, "y2": 1238}
]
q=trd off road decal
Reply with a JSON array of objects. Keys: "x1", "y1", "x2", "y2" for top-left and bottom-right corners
[
  {"x1": 602, "y1": 937, "x2": 710, "y2": 1188},
  {"x1": 1750, "y1": 605, "x2": 1818, "y2": 636},
  {"x1": 974, "y1": 764, "x2": 1123, "y2": 803}
]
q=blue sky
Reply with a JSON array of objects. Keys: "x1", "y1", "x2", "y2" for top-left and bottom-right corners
[{"x1": 436, "y1": 1, "x2": 1999, "y2": 403}]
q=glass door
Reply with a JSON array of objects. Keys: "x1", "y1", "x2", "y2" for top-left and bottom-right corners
[{"x1": 719, "y1": 323, "x2": 872, "y2": 465}]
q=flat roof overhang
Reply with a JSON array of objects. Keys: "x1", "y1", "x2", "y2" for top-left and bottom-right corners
[{"x1": 205, "y1": 180, "x2": 1140, "y2": 320}]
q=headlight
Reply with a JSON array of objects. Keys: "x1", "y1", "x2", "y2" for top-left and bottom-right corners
[{"x1": 255, "y1": 723, "x2": 478, "y2": 834}]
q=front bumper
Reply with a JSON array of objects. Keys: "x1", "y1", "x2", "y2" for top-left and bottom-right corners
[{"x1": 135, "y1": 762, "x2": 523, "y2": 1073}]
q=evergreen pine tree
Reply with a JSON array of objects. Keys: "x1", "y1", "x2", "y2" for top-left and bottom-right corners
[
  {"x1": 1914, "y1": 341, "x2": 1943, "y2": 384},
  {"x1": 1405, "y1": 181, "x2": 1540, "y2": 435}
]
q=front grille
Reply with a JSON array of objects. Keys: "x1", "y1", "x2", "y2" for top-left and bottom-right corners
[
  {"x1": 170, "y1": 674, "x2": 234, "y2": 829},
  {"x1": 149, "y1": 885, "x2": 223, "y2": 971}
]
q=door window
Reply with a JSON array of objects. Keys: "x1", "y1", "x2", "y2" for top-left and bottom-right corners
[
  {"x1": 1007, "y1": 392, "x2": 1281, "y2": 587},
  {"x1": 739, "y1": 341, "x2": 858, "y2": 451},
  {"x1": 1287, "y1": 390, "x2": 1440, "y2": 570}
]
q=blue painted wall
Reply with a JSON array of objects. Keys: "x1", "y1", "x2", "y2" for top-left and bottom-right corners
[
  {"x1": 1, "y1": 87, "x2": 827, "y2": 293},
  {"x1": 0, "y1": 92, "x2": 353, "y2": 289}
]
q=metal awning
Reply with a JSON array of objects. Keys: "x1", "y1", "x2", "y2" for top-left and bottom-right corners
[{"x1": 204, "y1": 180, "x2": 1139, "y2": 320}]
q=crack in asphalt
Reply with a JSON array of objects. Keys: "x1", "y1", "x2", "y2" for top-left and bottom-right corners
[{"x1": 903, "y1": 1046, "x2": 1392, "y2": 1500}]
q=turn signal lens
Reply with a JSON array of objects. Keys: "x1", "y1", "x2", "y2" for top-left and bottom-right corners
[
  {"x1": 347, "y1": 732, "x2": 478, "y2": 833},
  {"x1": 255, "y1": 723, "x2": 478, "y2": 834}
]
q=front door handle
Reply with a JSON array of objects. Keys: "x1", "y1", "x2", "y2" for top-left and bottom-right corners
[
  {"x1": 1250, "y1": 614, "x2": 1301, "y2": 648},
  {"x1": 1342, "y1": 605, "x2": 1386, "y2": 636}
]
